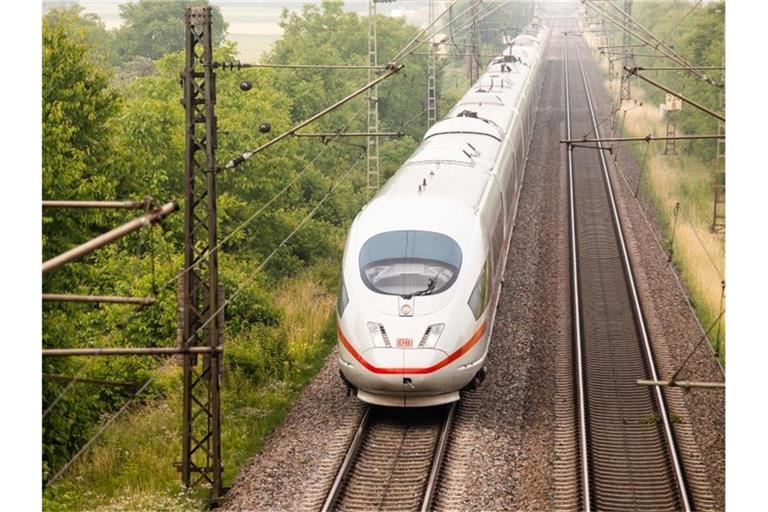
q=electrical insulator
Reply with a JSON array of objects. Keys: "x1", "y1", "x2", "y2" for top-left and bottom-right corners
[{"x1": 239, "y1": 80, "x2": 252, "y2": 91}]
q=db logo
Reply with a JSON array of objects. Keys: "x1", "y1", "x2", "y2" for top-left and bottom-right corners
[{"x1": 397, "y1": 338, "x2": 413, "y2": 348}]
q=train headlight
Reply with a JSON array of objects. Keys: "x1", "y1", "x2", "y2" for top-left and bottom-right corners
[
  {"x1": 366, "y1": 321, "x2": 391, "y2": 347},
  {"x1": 418, "y1": 323, "x2": 445, "y2": 348},
  {"x1": 400, "y1": 303, "x2": 413, "y2": 317}
]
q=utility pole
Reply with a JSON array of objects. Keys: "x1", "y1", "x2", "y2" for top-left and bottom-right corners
[
  {"x1": 427, "y1": 0, "x2": 438, "y2": 129},
  {"x1": 620, "y1": 0, "x2": 633, "y2": 100},
  {"x1": 367, "y1": 0, "x2": 380, "y2": 197},
  {"x1": 180, "y1": 6, "x2": 224, "y2": 502}
]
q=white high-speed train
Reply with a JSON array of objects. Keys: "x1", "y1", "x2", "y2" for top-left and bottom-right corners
[{"x1": 336, "y1": 21, "x2": 551, "y2": 407}]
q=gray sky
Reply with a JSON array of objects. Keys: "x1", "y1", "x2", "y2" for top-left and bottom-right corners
[{"x1": 49, "y1": 1, "x2": 446, "y2": 59}]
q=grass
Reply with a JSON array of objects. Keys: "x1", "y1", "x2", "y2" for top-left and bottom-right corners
[
  {"x1": 43, "y1": 270, "x2": 338, "y2": 511},
  {"x1": 583, "y1": 31, "x2": 726, "y2": 363}
]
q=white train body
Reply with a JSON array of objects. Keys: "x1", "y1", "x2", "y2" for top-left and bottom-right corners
[{"x1": 336, "y1": 22, "x2": 551, "y2": 407}]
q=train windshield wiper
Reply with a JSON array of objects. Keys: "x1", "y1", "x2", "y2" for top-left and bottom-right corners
[{"x1": 403, "y1": 274, "x2": 438, "y2": 299}]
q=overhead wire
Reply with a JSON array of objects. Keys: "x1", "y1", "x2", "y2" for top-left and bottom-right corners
[
  {"x1": 176, "y1": 153, "x2": 366, "y2": 355},
  {"x1": 46, "y1": 150, "x2": 367, "y2": 487},
  {"x1": 658, "y1": 0, "x2": 704, "y2": 45},
  {"x1": 595, "y1": 36, "x2": 724, "y2": 372},
  {"x1": 42, "y1": 104, "x2": 369, "y2": 419},
  {"x1": 400, "y1": 0, "x2": 514, "y2": 62},
  {"x1": 159, "y1": 104, "x2": 368, "y2": 291},
  {"x1": 47, "y1": 0, "x2": 506, "y2": 481},
  {"x1": 45, "y1": 357, "x2": 175, "y2": 487}
]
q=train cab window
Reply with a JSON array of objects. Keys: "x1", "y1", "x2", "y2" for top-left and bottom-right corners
[
  {"x1": 359, "y1": 230, "x2": 462, "y2": 298},
  {"x1": 468, "y1": 258, "x2": 491, "y2": 320}
]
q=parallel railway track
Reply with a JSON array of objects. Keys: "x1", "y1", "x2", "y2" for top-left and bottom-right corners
[
  {"x1": 321, "y1": 404, "x2": 455, "y2": 512},
  {"x1": 564, "y1": 33, "x2": 691, "y2": 511}
]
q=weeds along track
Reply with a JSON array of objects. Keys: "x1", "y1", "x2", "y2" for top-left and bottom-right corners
[
  {"x1": 564, "y1": 31, "x2": 691, "y2": 512},
  {"x1": 320, "y1": 404, "x2": 455, "y2": 512}
]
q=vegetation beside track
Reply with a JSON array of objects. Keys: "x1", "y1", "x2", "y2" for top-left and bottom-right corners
[
  {"x1": 41, "y1": 1, "x2": 539, "y2": 508},
  {"x1": 42, "y1": 1, "x2": 425, "y2": 508},
  {"x1": 43, "y1": 270, "x2": 338, "y2": 511},
  {"x1": 583, "y1": 1, "x2": 725, "y2": 362}
]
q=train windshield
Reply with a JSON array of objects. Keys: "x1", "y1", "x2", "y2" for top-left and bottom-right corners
[{"x1": 359, "y1": 230, "x2": 462, "y2": 297}]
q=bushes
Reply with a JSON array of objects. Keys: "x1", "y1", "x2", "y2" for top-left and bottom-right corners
[{"x1": 42, "y1": 1, "x2": 433, "y2": 501}]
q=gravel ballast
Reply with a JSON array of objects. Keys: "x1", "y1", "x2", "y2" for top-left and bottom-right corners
[{"x1": 222, "y1": 19, "x2": 723, "y2": 511}]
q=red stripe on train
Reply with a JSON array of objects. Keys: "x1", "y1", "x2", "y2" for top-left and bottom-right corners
[{"x1": 337, "y1": 321, "x2": 487, "y2": 375}]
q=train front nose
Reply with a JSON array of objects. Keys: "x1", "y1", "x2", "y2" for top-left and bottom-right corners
[{"x1": 348, "y1": 346, "x2": 452, "y2": 394}]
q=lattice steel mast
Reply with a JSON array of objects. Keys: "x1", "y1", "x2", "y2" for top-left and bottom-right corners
[
  {"x1": 367, "y1": 0, "x2": 381, "y2": 196},
  {"x1": 427, "y1": 0, "x2": 438, "y2": 129},
  {"x1": 620, "y1": 0, "x2": 634, "y2": 100},
  {"x1": 180, "y1": 6, "x2": 224, "y2": 501},
  {"x1": 469, "y1": 0, "x2": 479, "y2": 83}
]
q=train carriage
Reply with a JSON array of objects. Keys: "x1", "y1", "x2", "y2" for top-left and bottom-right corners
[{"x1": 336, "y1": 21, "x2": 551, "y2": 407}]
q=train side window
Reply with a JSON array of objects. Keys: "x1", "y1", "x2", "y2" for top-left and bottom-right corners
[
  {"x1": 468, "y1": 258, "x2": 491, "y2": 320},
  {"x1": 337, "y1": 280, "x2": 349, "y2": 317},
  {"x1": 491, "y1": 209, "x2": 504, "y2": 270}
]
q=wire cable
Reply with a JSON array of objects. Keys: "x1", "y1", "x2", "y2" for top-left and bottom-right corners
[
  {"x1": 658, "y1": 0, "x2": 704, "y2": 45},
  {"x1": 45, "y1": 153, "x2": 366, "y2": 487},
  {"x1": 159, "y1": 104, "x2": 367, "y2": 291},
  {"x1": 401, "y1": 0, "x2": 514, "y2": 62},
  {"x1": 177, "y1": 153, "x2": 365, "y2": 352},
  {"x1": 45, "y1": 357, "x2": 175, "y2": 487}
]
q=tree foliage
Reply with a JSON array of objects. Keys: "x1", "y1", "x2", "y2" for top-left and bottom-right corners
[
  {"x1": 630, "y1": 1, "x2": 725, "y2": 159},
  {"x1": 112, "y1": 0, "x2": 228, "y2": 62},
  {"x1": 42, "y1": 11, "x2": 121, "y2": 262},
  {"x1": 42, "y1": 1, "x2": 436, "y2": 485}
]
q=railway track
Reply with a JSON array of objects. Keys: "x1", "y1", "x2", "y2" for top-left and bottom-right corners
[
  {"x1": 564, "y1": 33, "x2": 691, "y2": 511},
  {"x1": 320, "y1": 404, "x2": 455, "y2": 512}
]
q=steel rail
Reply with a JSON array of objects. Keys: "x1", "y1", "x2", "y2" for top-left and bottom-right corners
[
  {"x1": 574, "y1": 41, "x2": 692, "y2": 512},
  {"x1": 420, "y1": 402, "x2": 456, "y2": 512},
  {"x1": 564, "y1": 36, "x2": 592, "y2": 512},
  {"x1": 320, "y1": 406, "x2": 371, "y2": 512}
]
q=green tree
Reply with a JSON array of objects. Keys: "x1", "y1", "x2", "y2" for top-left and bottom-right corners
[
  {"x1": 631, "y1": 1, "x2": 725, "y2": 159},
  {"x1": 267, "y1": 1, "x2": 432, "y2": 141},
  {"x1": 42, "y1": 10, "x2": 121, "y2": 261},
  {"x1": 112, "y1": 0, "x2": 228, "y2": 62}
]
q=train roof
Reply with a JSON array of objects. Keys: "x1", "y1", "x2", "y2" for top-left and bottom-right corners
[{"x1": 356, "y1": 21, "x2": 547, "y2": 237}]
